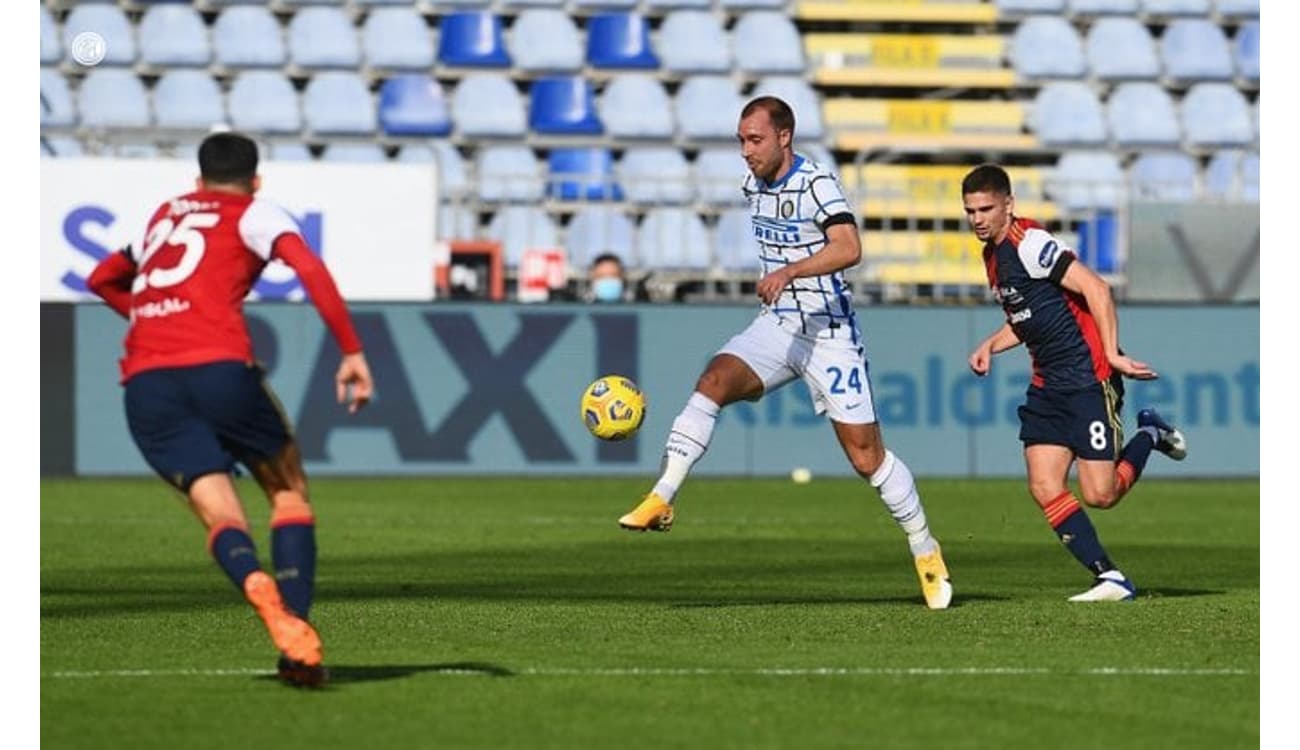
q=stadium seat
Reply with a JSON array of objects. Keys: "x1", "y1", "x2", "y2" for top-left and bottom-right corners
[
  {"x1": 77, "y1": 69, "x2": 150, "y2": 129},
  {"x1": 619, "y1": 147, "x2": 693, "y2": 204},
  {"x1": 303, "y1": 72, "x2": 377, "y2": 135},
  {"x1": 437, "y1": 11, "x2": 511, "y2": 68},
  {"x1": 139, "y1": 5, "x2": 210, "y2": 67},
  {"x1": 439, "y1": 203, "x2": 478, "y2": 242},
  {"x1": 572, "y1": 0, "x2": 639, "y2": 9},
  {"x1": 288, "y1": 7, "x2": 361, "y2": 69},
  {"x1": 1214, "y1": 0, "x2": 1259, "y2": 19},
  {"x1": 599, "y1": 76, "x2": 673, "y2": 139},
  {"x1": 1067, "y1": 0, "x2": 1140, "y2": 13},
  {"x1": 153, "y1": 71, "x2": 226, "y2": 130},
  {"x1": 637, "y1": 208, "x2": 711, "y2": 270},
  {"x1": 378, "y1": 75, "x2": 453, "y2": 136},
  {"x1": 694, "y1": 148, "x2": 748, "y2": 207},
  {"x1": 1161, "y1": 19, "x2": 1234, "y2": 81},
  {"x1": 1235, "y1": 21, "x2": 1259, "y2": 84},
  {"x1": 1049, "y1": 151, "x2": 1126, "y2": 210},
  {"x1": 752, "y1": 77, "x2": 826, "y2": 140},
  {"x1": 322, "y1": 143, "x2": 389, "y2": 163},
  {"x1": 565, "y1": 207, "x2": 636, "y2": 268},
  {"x1": 719, "y1": 0, "x2": 788, "y2": 8},
  {"x1": 509, "y1": 10, "x2": 583, "y2": 73},
  {"x1": 267, "y1": 141, "x2": 314, "y2": 161},
  {"x1": 587, "y1": 13, "x2": 660, "y2": 70},
  {"x1": 354, "y1": 0, "x2": 420, "y2": 4},
  {"x1": 675, "y1": 76, "x2": 746, "y2": 141},
  {"x1": 716, "y1": 208, "x2": 760, "y2": 272},
  {"x1": 487, "y1": 206, "x2": 560, "y2": 267},
  {"x1": 529, "y1": 76, "x2": 603, "y2": 135},
  {"x1": 1011, "y1": 16, "x2": 1087, "y2": 79},
  {"x1": 1181, "y1": 83, "x2": 1253, "y2": 147},
  {"x1": 432, "y1": 141, "x2": 471, "y2": 198},
  {"x1": 363, "y1": 8, "x2": 435, "y2": 70},
  {"x1": 1140, "y1": 0, "x2": 1212, "y2": 15},
  {"x1": 213, "y1": 7, "x2": 286, "y2": 68},
  {"x1": 229, "y1": 72, "x2": 302, "y2": 133},
  {"x1": 476, "y1": 146, "x2": 545, "y2": 203},
  {"x1": 1031, "y1": 82, "x2": 1107, "y2": 146},
  {"x1": 63, "y1": 5, "x2": 135, "y2": 66},
  {"x1": 645, "y1": 0, "x2": 713, "y2": 9},
  {"x1": 1130, "y1": 151, "x2": 1198, "y2": 201},
  {"x1": 41, "y1": 136, "x2": 84, "y2": 158},
  {"x1": 395, "y1": 144, "x2": 435, "y2": 163},
  {"x1": 499, "y1": 0, "x2": 566, "y2": 6},
  {"x1": 547, "y1": 148, "x2": 623, "y2": 201},
  {"x1": 1107, "y1": 82, "x2": 1181, "y2": 147},
  {"x1": 658, "y1": 11, "x2": 731, "y2": 74},
  {"x1": 453, "y1": 74, "x2": 527, "y2": 137},
  {"x1": 1086, "y1": 17, "x2": 1160, "y2": 80},
  {"x1": 40, "y1": 69, "x2": 76, "y2": 128},
  {"x1": 41, "y1": 6, "x2": 60, "y2": 65},
  {"x1": 733, "y1": 13, "x2": 805, "y2": 75},
  {"x1": 996, "y1": 0, "x2": 1067, "y2": 12}
]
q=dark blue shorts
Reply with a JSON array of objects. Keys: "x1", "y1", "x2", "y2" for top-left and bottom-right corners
[
  {"x1": 124, "y1": 361, "x2": 293, "y2": 491},
  {"x1": 1018, "y1": 378, "x2": 1125, "y2": 461}
]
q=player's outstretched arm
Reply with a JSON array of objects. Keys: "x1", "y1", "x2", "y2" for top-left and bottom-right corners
[
  {"x1": 85, "y1": 248, "x2": 136, "y2": 319},
  {"x1": 1059, "y1": 260, "x2": 1157, "y2": 380},
  {"x1": 969, "y1": 323, "x2": 1022, "y2": 376}
]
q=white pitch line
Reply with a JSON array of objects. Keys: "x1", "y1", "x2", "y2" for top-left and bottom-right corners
[{"x1": 42, "y1": 666, "x2": 1255, "y2": 679}]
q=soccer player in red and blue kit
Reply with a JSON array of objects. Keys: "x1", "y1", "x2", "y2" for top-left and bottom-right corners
[
  {"x1": 960, "y1": 164, "x2": 1187, "y2": 602},
  {"x1": 86, "y1": 132, "x2": 374, "y2": 685}
]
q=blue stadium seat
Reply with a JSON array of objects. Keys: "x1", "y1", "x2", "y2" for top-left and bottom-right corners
[
  {"x1": 1050, "y1": 151, "x2": 1126, "y2": 211},
  {"x1": 431, "y1": 141, "x2": 470, "y2": 198},
  {"x1": 619, "y1": 147, "x2": 693, "y2": 204},
  {"x1": 1214, "y1": 0, "x2": 1259, "y2": 19},
  {"x1": 637, "y1": 208, "x2": 711, "y2": 270},
  {"x1": 1140, "y1": 0, "x2": 1211, "y2": 15},
  {"x1": 487, "y1": 206, "x2": 560, "y2": 267},
  {"x1": 304, "y1": 72, "x2": 376, "y2": 134},
  {"x1": 42, "y1": 136, "x2": 84, "y2": 158},
  {"x1": 587, "y1": 13, "x2": 660, "y2": 70},
  {"x1": 322, "y1": 143, "x2": 389, "y2": 163},
  {"x1": 694, "y1": 148, "x2": 748, "y2": 207},
  {"x1": 675, "y1": 76, "x2": 745, "y2": 140},
  {"x1": 363, "y1": 8, "x2": 435, "y2": 70},
  {"x1": 41, "y1": 6, "x2": 61, "y2": 65},
  {"x1": 154, "y1": 71, "x2": 226, "y2": 130},
  {"x1": 63, "y1": 5, "x2": 136, "y2": 66},
  {"x1": 1161, "y1": 19, "x2": 1234, "y2": 81},
  {"x1": 1067, "y1": 0, "x2": 1139, "y2": 13},
  {"x1": 1235, "y1": 21, "x2": 1259, "y2": 84},
  {"x1": 733, "y1": 12, "x2": 805, "y2": 75},
  {"x1": 40, "y1": 69, "x2": 76, "y2": 128},
  {"x1": 229, "y1": 72, "x2": 302, "y2": 133},
  {"x1": 645, "y1": 0, "x2": 713, "y2": 9},
  {"x1": 1107, "y1": 82, "x2": 1180, "y2": 147},
  {"x1": 547, "y1": 148, "x2": 622, "y2": 201},
  {"x1": 476, "y1": 146, "x2": 544, "y2": 203},
  {"x1": 267, "y1": 141, "x2": 314, "y2": 161},
  {"x1": 529, "y1": 76, "x2": 603, "y2": 135},
  {"x1": 565, "y1": 207, "x2": 636, "y2": 268},
  {"x1": 1130, "y1": 151, "x2": 1198, "y2": 201},
  {"x1": 716, "y1": 208, "x2": 760, "y2": 272},
  {"x1": 437, "y1": 11, "x2": 511, "y2": 68},
  {"x1": 213, "y1": 7, "x2": 286, "y2": 68},
  {"x1": 509, "y1": 10, "x2": 583, "y2": 73},
  {"x1": 752, "y1": 78, "x2": 825, "y2": 140},
  {"x1": 289, "y1": 7, "x2": 361, "y2": 69},
  {"x1": 453, "y1": 74, "x2": 527, "y2": 137},
  {"x1": 996, "y1": 0, "x2": 1067, "y2": 12},
  {"x1": 439, "y1": 203, "x2": 478, "y2": 242},
  {"x1": 378, "y1": 75, "x2": 452, "y2": 136},
  {"x1": 1086, "y1": 17, "x2": 1160, "y2": 80},
  {"x1": 78, "y1": 69, "x2": 150, "y2": 129},
  {"x1": 1031, "y1": 82, "x2": 1107, "y2": 146},
  {"x1": 1181, "y1": 83, "x2": 1253, "y2": 147},
  {"x1": 395, "y1": 144, "x2": 435, "y2": 163},
  {"x1": 139, "y1": 5, "x2": 210, "y2": 67},
  {"x1": 599, "y1": 75, "x2": 673, "y2": 139},
  {"x1": 659, "y1": 11, "x2": 731, "y2": 74},
  {"x1": 1012, "y1": 16, "x2": 1087, "y2": 79}
]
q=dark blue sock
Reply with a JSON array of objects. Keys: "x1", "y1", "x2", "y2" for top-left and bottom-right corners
[
  {"x1": 1120, "y1": 430, "x2": 1156, "y2": 479},
  {"x1": 272, "y1": 522, "x2": 316, "y2": 619},
  {"x1": 209, "y1": 526, "x2": 262, "y2": 590},
  {"x1": 1054, "y1": 508, "x2": 1116, "y2": 576}
]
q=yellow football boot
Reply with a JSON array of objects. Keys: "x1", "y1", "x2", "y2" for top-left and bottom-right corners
[{"x1": 618, "y1": 493, "x2": 674, "y2": 532}]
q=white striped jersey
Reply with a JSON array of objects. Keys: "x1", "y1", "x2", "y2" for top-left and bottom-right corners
[{"x1": 742, "y1": 153, "x2": 859, "y2": 341}]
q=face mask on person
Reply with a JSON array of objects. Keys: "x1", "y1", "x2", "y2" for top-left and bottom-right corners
[{"x1": 592, "y1": 277, "x2": 624, "y2": 302}]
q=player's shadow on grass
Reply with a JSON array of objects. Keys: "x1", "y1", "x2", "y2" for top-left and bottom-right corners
[{"x1": 255, "y1": 662, "x2": 514, "y2": 686}]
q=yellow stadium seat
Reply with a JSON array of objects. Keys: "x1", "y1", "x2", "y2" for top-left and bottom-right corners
[
  {"x1": 823, "y1": 98, "x2": 1039, "y2": 151},
  {"x1": 806, "y1": 33, "x2": 1015, "y2": 88},
  {"x1": 797, "y1": 1, "x2": 999, "y2": 24},
  {"x1": 840, "y1": 165, "x2": 1059, "y2": 221}
]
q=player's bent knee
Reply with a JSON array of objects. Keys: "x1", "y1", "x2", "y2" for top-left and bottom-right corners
[{"x1": 1079, "y1": 487, "x2": 1118, "y2": 509}]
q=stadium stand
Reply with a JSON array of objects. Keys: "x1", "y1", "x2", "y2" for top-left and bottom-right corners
[
  {"x1": 566, "y1": 206, "x2": 637, "y2": 268},
  {"x1": 1031, "y1": 82, "x2": 1108, "y2": 146},
  {"x1": 1011, "y1": 16, "x2": 1087, "y2": 79},
  {"x1": 599, "y1": 76, "x2": 674, "y2": 139},
  {"x1": 288, "y1": 7, "x2": 362, "y2": 70},
  {"x1": 1107, "y1": 82, "x2": 1181, "y2": 148},
  {"x1": 228, "y1": 71, "x2": 302, "y2": 134},
  {"x1": 138, "y1": 5, "x2": 211, "y2": 68},
  {"x1": 378, "y1": 76, "x2": 453, "y2": 137},
  {"x1": 675, "y1": 76, "x2": 747, "y2": 141},
  {"x1": 509, "y1": 10, "x2": 584, "y2": 73},
  {"x1": 63, "y1": 4, "x2": 135, "y2": 66},
  {"x1": 547, "y1": 147, "x2": 623, "y2": 201},
  {"x1": 154, "y1": 71, "x2": 226, "y2": 131},
  {"x1": 78, "y1": 69, "x2": 150, "y2": 129},
  {"x1": 587, "y1": 12, "x2": 660, "y2": 69},
  {"x1": 476, "y1": 145, "x2": 545, "y2": 203},
  {"x1": 1130, "y1": 151, "x2": 1199, "y2": 200},
  {"x1": 1160, "y1": 18, "x2": 1235, "y2": 82},
  {"x1": 437, "y1": 11, "x2": 511, "y2": 68},
  {"x1": 212, "y1": 7, "x2": 286, "y2": 69},
  {"x1": 658, "y1": 11, "x2": 732, "y2": 74},
  {"x1": 619, "y1": 147, "x2": 694, "y2": 204},
  {"x1": 1085, "y1": 17, "x2": 1161, "y2": 80},
  {"x1": 453, "y1": 74, "x2": 527, "y2": 137},
  {"x1": 362, "y1": 7, "x2": 436, "y2": 71}
]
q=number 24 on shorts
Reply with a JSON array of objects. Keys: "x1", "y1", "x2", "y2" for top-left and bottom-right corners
[{"x1": 827, "y1": 366, "x2": 863, "y2": 394}]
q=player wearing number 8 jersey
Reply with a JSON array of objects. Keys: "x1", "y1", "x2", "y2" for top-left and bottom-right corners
[
  {"x1": 618, "y1": 97, "x2": 953, "y2": 610},
  {"x1": 962, "y1": 164, "x2": 1188, "y2": 603},
  {"x1": 86, "y1": 132, "x2": 375, "y2": 686}
]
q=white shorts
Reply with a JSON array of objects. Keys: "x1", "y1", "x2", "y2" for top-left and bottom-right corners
[{"x1": 717, "y1": 312, "x2": 878, "y2": 424}]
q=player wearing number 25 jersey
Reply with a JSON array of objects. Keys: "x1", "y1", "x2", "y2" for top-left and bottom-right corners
[
  {"x1": 962, "y1": 164, "x2": 1188, "y2": 604},
  {"x1": 86, "y1": 132, "x2": 374, "y2": 687}
]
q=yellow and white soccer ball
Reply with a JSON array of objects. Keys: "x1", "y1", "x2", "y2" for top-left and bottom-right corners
[{"x1": 580, "y1": 375, "x2": 646, "y2": 441}]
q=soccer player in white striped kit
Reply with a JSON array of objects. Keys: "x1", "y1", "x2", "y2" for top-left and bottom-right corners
[{"x1": 618, "y1": 97, "x2": 953, "y2": 609}]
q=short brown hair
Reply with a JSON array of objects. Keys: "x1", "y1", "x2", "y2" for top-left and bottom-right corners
[{"x1": 741, "y1": 96, "x2": 795, "y2": 134}]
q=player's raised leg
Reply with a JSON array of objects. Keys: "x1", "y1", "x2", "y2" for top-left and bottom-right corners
[
  {"x1": 619, "y1": 354, "x2": 764, "y2": 531},
  {"x1": 833, "y1": 421, "x2": 952, "y2": 609}
]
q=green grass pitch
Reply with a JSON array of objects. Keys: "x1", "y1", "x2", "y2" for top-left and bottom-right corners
[{"x1": 41, "y1": 477, "x2": 1258, "y2": 749}]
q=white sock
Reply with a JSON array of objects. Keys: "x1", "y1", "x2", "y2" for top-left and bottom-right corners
[
  {"x1": 870, "y1": 450, "x2": 937, "y2": 556},
  {"x1": 652, "y1": 392, "x2": 720, "y2": 503}
]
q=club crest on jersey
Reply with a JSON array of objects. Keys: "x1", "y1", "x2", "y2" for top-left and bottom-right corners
[
  {"x1": 1038, "y1": 240, "x2": 1060, "y2": 269},
  {"x1": 781, "y1": 200, "x2": 794, "y2": 219}
]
